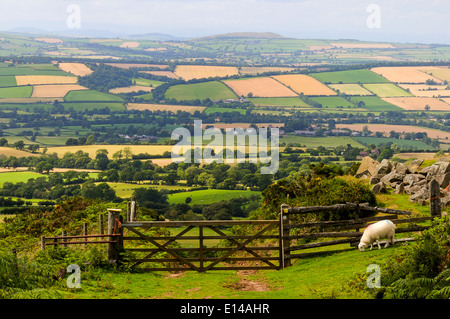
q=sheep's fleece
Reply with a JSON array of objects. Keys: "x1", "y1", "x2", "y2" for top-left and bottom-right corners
[{"x1": 358, "y1": 220, "x2": 396, "y2": 252}]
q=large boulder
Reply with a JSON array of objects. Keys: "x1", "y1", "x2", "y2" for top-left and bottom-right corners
[
  {"x1": 375, "y1": 159, "x2": 392, "y2": 176},
  {"x1": 408, "y1": 159, "x2": 424, "y2": 173},
  {"x1": 403, "y1": 174, "x2": 425, "y2": 186},
  {"x1": 371, "y1": 182, "x2": 386, "y2": 194},
  {"x1": 355, "y1": 156, "x2": 379, "y2": 179}
]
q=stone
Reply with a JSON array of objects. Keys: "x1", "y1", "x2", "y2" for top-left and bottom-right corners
[
  {"x1": 371, "y1": 182, "x2": 386, "y2": 194},
  {"x1": 355, "y1": 156, "x2": 379, "y2": 179},
  {"x1": 369, "y1": 174, "x2": 384, "y2": 185},
  {"x1": 409, "y1": 188, "x2": 428, "y2": 203},
  {"x1": 393, "y1": 162, "x2": 410, "y2": 175},
  {"x1": 375, "y1": 159, "x2": 392, "y2": 176},
  {"x1": 381, "y1": 172, "x2": 405, "y2": 186},
  {"x1": 403, "y1": 174, "x2": 425, "y2": 186},
  {"x1": 395, "y1": 182, "x2": 405, "y2": 194},
  {"x1": 437, "y1": 172, "x2": 450, "y2": 188},
  {"x1": 408, "y1": 159, "x2": 424, "y2": 172}
]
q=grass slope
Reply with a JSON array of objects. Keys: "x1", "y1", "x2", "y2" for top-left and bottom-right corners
[
  {"x1": 310, "y1": 69, "x2": 389, "y2": 84},
  {"x1": 165, "y1": 81, "x2": 237, "y2": 101}
]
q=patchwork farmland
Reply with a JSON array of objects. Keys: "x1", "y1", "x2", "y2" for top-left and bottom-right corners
[
  {"x1": 272, "y1": 74, "x2": 337, "y2": 96},
  {"x1": 223, "y1": 77, "x2": 298, "y2": 97},
  {"x1": 174, "y1": 65, "x2": 239, "y2": 80}
]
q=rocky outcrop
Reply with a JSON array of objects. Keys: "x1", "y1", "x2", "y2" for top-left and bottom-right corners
[{"x1": 355, "y1": 156, "x2": 450, "y2": 206}]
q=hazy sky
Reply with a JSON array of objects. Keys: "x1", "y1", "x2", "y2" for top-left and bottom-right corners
[{"x1": 1, "y1": 0, "x2": 449, "y2": 44}]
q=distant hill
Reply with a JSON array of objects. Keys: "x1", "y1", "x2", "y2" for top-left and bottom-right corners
[
  {"x1": 127, "y1": 33, "x2": 186, "y2": 41},
  {"x1": 191, "y1": 32, "x2": 286, "y2": 41}
]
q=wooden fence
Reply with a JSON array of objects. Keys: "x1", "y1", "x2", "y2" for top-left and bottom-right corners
[{"x1": 38, "y1": 193, "x2": 442, "y2": 272}]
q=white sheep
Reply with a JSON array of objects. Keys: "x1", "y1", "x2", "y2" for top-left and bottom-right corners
[{"x1": 358, "y1": 220, "x2": 396, "y2": 252}]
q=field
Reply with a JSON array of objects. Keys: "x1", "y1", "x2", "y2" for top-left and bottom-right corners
[
  {"x1": 0, "y1": 146, "x2": 40, "y2": 158},
  {"x1": 168, "y1": 189, "x2": 262, "y2": 205},
  {"x1": 204, "y1": 107, "x2": 246, "y2": 115},
  {"x1": 165, "y1": 81, "x2": 237, "y2": 101},
  {"x1": 61, "y1": 102, "x2": 125, "y2": 111},
  {"x1": 352, "y1": 136, "x2": 435, "y2": 150},
  {"x1": 0, "y1": 76, "x2": 17, "y2": 87},
  {"x1": 139, "y1": 71, "x2": 179, "y2": 79},
  {"x1": 370, "y1": 66, "x2": 444, "y2": 84},
  {"x1": 280, "y1": 135, "x2": 365, "y2": 148},
  {"x1": 239, "y1": 66, "x2": 296, "y2": 75},
  {"x1": 223, "y1": 77, "x2": 298, "y2": 98},
  {"x1": 309, "y1": 96, "x2": 354, "y2": 108},
  {"x1": 349, "y1": 96, "x2": 402, "y2": 112},
  {"x1": 328, "y1": 84, "x2": 373, "y2": 96},
  {"x1": 335, "y1": 123, "x2": 450, "y2": 141},
  {"x1": 423, "y1": 66, "x2": 450, "y2": 82},
  {"x1": 249, "y1": 97, "x2": 311, "y2": 107},
  {"x1": 310, "y1": 69, "x2": 389, "y2": 84},
  {"x1": 272, "y1": 74, "x2": 337, "y2": 96},
  {"x1": 109, "y1": 86, "x2": 153, "y2": 94},
  {"x1": 119, "y1": 41, "x2": 140, "y2": 48},
  {"x1": 0, "y1": 171, "x2": 45, "y2": 187},
  {"x1": 382, "y1": 97, "x2": 450, "y2": 111},
  {"x1": 330, "y1": 42, "x2": 395, "y2": 49},
  {"x1": 398, "y1": 84, "x2": 450, "y2": 97},
  {"x1": 127, "y1": 103, "x2": 206, "y2": 114},
  {"x1": 57, "y1": 63, "x2": 93, "y2": 76},
  {"x1": 15, "y1": 75, "x2": 77, "y2": 86},
  {"x1": 46, "y1": 144, "x2": 176, "y2": 158},
  {"x1": 31, "y1": 84, "x2": 87, "y2": 98},
  {"x1": 174, "y1": 65, "x2": 239, "y2": 80},
  {"x1": 65, "y1": 90, "x2": 123, "y2": 102},
  {"x1": 362, "y1": 83, "x2": 412, "y2": 97},
  {"x1": 0, "y1": 86, "x2": 32, "y2": 98}
]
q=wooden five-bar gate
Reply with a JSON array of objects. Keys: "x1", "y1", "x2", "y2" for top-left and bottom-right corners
[{"x1": 39, "y1": 190, "x2": 443, "y2": 272}]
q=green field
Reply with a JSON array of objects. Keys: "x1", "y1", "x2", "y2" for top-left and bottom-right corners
[
  {"x1": 363, "y1": 83, "x2": 412, "y2": 97},
  {"x1": 165, "y1": 81, "x2": 237, "y2": 101},
  {"x1": 353, "y1": 136, "x2": 435, "y2": 150},
  {"x1": 204, "y1": 107, "x2": 246, "y2": 114},
  {"x1": 106, "y1": 182, "x2": 190, "y2": 198},
  {"x1": 0, "y1": 86, "x2": 32, "y2": 98},
  {"x1": 0, "y1": 171, "x2": 45, "y2": 187},
  {"x1": 65, "y1": 90, "x2": 123, "y2": 102},
  {"x1": 0, "y1": 76, "x2": 17, "y2": 87},
  {"x1": 168, "y1": 189, "x2": 262, "y2": 205},
  {"x1": 281, "y1": 135, "x2": 365, "y2": 148},
  {"x1": 61, "y1": 102, "x2": 125, "y2": 111},
  {"x1": 310, "y1": 69, "x2": 389, "y2": 84},
  {"x1": 349, "y1": 96, "x2": 403, "y2": 112},
  {"x1": 0, "y1": 68, "x2": 69, "y2": 76},
  {"x1": 249, "y1": 97, "x2": 311, "y2": 107},
  {"x1": 132, "y1": 78, "x2": 165, "y2": 87},
  {"x1": 309, "y1": 96, "x2": 355, "y2": 108}
]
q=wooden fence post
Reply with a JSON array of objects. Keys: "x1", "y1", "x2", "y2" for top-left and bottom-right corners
[
  {"x1": 40, "y1": 236, "x2": 45, "y2": 251},
  {"x1": 62, "y1": 230, "x2": 67, "y2": 248},
  {"x1": 83, "y1": 222, "x2": 88, "y2": 247},
  {"x1": 126, "y1": 201, "x2": 131, "y2": 222},
  {"x1": 130, "y1": 195, "x2": 136, "y2": 221},
  {"x1": 430, "y1": 179, "x2": 441, "y2": 217},
  {"x1": 280, "y1": 203, "x2": 290, "y2": 268},
  {"x1": 107, "y1": 208, "x2": 122, "y2": 264}
]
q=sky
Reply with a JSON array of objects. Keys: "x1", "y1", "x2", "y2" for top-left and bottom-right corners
[{"x1": 0, "y1": 0, "x2": 449, "y2": 44}]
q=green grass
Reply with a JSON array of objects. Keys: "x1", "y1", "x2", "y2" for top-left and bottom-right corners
[
  {"x1": 353, "y1": 136, "x2": 435, "y2": 150},
  {"x1": 349, "y1": 96, "x2": 403, "y2": 112},
  {"x1": 106, "y1": 182, "x2": 190, "y2": 198},
  {"x1": 0, "y1": 86, "x2": 32, "y2": 98},
  {"x1": 0, "y1": 171, "x2": 45, "y2": 187},
  {"x1": 204, "y1": 107, "x2": 246, "y2": 115},
  {"x1": 309, "y1": 96, "x2": 355, "y2": 108},
  {"x1": 0, "y1": 68, "x2": 70, "y2": 76},
  {"x1": 165, "y1": 81, "x2": 237, "y2": 101},
  {"x1": 0, "y1": 76, "x2": 17, "y2": 87},
  {"x1": 64, "y1": 90, "x2": 123, "y2": 102},
  {"x1": 363, "y1": 83, "x2": 412, "y2": 97},
  {"x1": 310, "y1": 69, "x2": 389, "y2": 84},
  {"x1": 168, "y1": 189, "x2": 262, "y2": 205},
  {"x1": 62, "y1": 102, "x2": 125, "y2": 111},
  {"x1": 132, "y1": 78, "x2": 165, "y2": 87},
  {"x1": 280, "y1": 135, "x2": 365, "y2": 148},
  {"x1": 249, "y1": 97, "x2": 311, "y2": 107}
]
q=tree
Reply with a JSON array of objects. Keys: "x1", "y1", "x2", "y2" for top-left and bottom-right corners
[{"x1": 133, "y1": 188, "x2": 168, "y2": 213}]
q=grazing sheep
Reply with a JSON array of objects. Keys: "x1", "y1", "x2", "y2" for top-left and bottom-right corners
[{"x1": 358, "y1": 220, "x2": 396, "y2": 252}]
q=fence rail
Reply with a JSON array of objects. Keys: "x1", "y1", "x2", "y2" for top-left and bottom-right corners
[{"x1": 35, "y1": 191, "x2": 443, "y2": 272}]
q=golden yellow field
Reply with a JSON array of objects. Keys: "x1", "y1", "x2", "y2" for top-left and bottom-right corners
[
  {"x1": 109, "y1": 86, "x2": 154, "y2": 94},
  {"x1": 239, "y1": 67, "x2": 297, "y2": 75},
  {"x1": 335, "y1": 123, "x2": 450, "y2": 141},
  {"x1": 328, "y1": 84, "x2": 373, "y2": 96},
  {"x1": 46, "y1": 145, "x2": 177, "y2": 158},
  {"x1": 15, "y1": 75, "x2": 78, "y2": 86},
  {"x1": 330, "y1": 43, "x2": 395, "y2": 49},
  {"x1": 119, "y1": 41, "x2": 140, "y2": 48},
  {"x1": 34, "y1": 38, "x2": 63, "y2": 43},
  {"x1": 57, "y1": 63, "x2": 93, "y2": 76},
  {"x1": 421, "y1": 67, "x2": 450, "y2": 82},
  {"x1": 32, "y1": 84, "x2": 88, "y2": 98},
  {"x1": 398, "y1": 84, "x2": 450, "y2": 97},
  {"x1": 139, "y1": 71, "x2": 179, "y2": 79},
  {"x1": 127, "y1": 103, "x2": 206, "y2": 114},
  {"x1": 382, "y1": 97, "x2": 450, "y2": 111},
  {"x1": 370, "y1": 66, "x2": 444, "y2": 84},
  {"x1": 174, "y1": 65, "x2": 239, "y2": 80},
  {"x1": 0, "y1": 97, "x2": 63, "y2": 103},
  {"x1": 0, "y1": 147, "x2": 40, "y2": 158},
  {"x1": 273, "y1": 74, "x2": 338, "y2": 96},
  {"x1": 223, "y1": 77, "x2": 298, "y2": 98}
]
